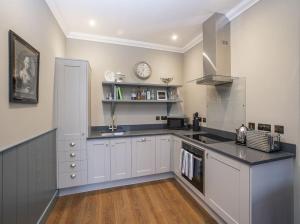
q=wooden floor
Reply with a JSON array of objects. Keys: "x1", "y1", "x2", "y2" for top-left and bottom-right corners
[{"x1": 46, "y1": 179, "x2": 217, "y2": 224}]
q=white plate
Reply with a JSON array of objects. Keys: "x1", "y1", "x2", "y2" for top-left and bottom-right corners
[{"x1": 104, "y1": 71, "x2": 115, "y2": 82}]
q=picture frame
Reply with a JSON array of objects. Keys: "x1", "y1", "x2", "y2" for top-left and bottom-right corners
[
  {"x1": 9, "y1": 30, "x2": 40, "y2": 104},
  {"x1": 157, "y1": 90, "x2": 167, "y2": 100}
]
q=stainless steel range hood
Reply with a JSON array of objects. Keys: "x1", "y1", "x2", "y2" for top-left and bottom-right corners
[{"x1": 196, "y1": 13, "x2": 233, "y2": 86}]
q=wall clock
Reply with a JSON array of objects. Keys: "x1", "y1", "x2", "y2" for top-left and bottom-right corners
[{"x1": 134, "y1": 61, "x2": 152, "y2": 80}]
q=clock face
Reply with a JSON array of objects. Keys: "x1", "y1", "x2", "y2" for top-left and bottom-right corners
[{"x1": 135, "y1": 62, "x2": 151, "y2": 79}]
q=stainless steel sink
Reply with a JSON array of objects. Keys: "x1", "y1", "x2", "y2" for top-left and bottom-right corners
[{"x1": 99, "y1": 132, "x2": 125, "y2": 137}]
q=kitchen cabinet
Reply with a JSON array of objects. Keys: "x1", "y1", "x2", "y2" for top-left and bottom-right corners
[
  {"x1": 155, "y1": 135, "x2": 171, "y2": 173},
  {"x1": 87, "y1": 140, "x2": 110, "y2": 184},
  {"x1": 111, "y1": 138, "x2": 132, "y2": 181},
  {"x1": 55, "y1": 58, "x2": 91, "y2": 188},
  {"x1": 132, "y1": 136, "x2": 156, "y2": 177},
  {"x1": 172, "y1": 136, "x2": 182, "y2": 176},
  {"x1": 205, "y1": 150, "x2": 250, "y2": 224}
]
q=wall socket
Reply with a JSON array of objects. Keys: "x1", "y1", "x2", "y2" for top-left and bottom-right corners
[
  {"x1": 161, "y1": 116, "x2": 167, "y2": 120},
  {"x1": 274, "y1": 125, "x2": 284, "y2": 134},
  {"x1": 258, "y1": 123, "x2": 271, "y2": 132},
  {"x1": 248, "y1": 122, "x2": 255, "y2": 130}
]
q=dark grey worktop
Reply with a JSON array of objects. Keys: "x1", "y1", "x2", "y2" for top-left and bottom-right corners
[{"x1": 88, "y1": 129, "x2": 295, "y2": 166}]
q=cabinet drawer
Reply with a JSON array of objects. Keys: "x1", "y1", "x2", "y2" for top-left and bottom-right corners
[
  {"x1": 58, "y1": 150, "x2": 87, "y2": 162},
  {"x1": 58, "y1": 160, "x2": 87, "y2": 173},
  {"x1": 58, "y1": 171, "x2": 87, "y2": 188},
  {"x1": 57, "y1": 139, "x2": 86, "y2": 151}
]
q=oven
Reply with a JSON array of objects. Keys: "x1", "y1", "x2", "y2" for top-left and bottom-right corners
[{"x1": 181, "y1": 142, "x2": 205, "y2": 195}]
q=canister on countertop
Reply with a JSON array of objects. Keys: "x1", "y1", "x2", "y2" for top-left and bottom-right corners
[{"x1": 246, "y1": 130, "x2": 280, "y2": 152}]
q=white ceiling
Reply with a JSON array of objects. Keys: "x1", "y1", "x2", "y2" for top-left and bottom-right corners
[{"x1": 45, "y1": 0, "x2": 260, "y2": 52}]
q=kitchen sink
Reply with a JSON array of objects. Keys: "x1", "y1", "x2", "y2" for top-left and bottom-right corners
[{"x1": 99, "y1": 132, "x2": 125, "y2": 137}]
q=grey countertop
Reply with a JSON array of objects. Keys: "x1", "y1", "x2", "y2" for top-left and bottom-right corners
[{"x1": 88, "y1": 129, "x2": 295, "y2": 166}]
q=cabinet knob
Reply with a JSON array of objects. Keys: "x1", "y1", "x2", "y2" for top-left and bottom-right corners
[
  {"x1": 141, "y1": 138, "x2": 146, "y2": 142},
  {"x1": 70, "y1": 152, "x2": 76, "y2": 157},
  {"x1": 70, "y1": 174, "x2": 76, "y2": 179},
  {"x1": 70, "y1": 142, "x2": 76, "y2": 147},
  {"x1": 70, "y1": 163, "x2": 76, "y2": 168}
]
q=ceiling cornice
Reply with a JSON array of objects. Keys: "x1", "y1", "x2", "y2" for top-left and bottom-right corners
[
  {"x1": 226, "y1": 0, "x2": 261, "y2": 21},
  {"x1": 44, "y1": 0, "x2": 68, "y2": 34},
  {"x1": 67, "y1": 32, "x2": 185, "y2": 53},
  {"x1": 45, "y1": 0, "x2": 261, "y2": 54}
]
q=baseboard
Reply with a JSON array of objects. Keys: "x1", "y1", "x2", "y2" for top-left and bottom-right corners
[
  {"x1": 59, "y1": 172, "x2": 174, "y2": 196},
  {"x1": 174, "y1": 176, "x2": 225, "y2": 224},
  {"x1": 37, "y1": 190, "x2": 58, "y2": 224}
]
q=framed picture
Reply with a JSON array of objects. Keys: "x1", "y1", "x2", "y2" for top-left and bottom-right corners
[
  {"x1": 157, "y1": 90, "x2": 167, "y2": 100},
  {"x1": 9, "y1": 30, "x2": 40, "y2": 104}
]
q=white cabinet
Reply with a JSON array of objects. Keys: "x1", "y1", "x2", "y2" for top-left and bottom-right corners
[
  {"x1": 172, "y1": 137, "x2": 182, "y2": 176},
  {"x1": 205, "y1": 150, "x2": 249, "y2": 224},
  {"x1": 132, "y1": 136, "x2": 156, "y2": 177},
  {"x1": 55, "y1": 58, "x2": 90, "y2": 188},
  {"x1": 155, "y1": 135, "x2": 171, "y2": 173},
  {"x1": 111, "y1": 138, "x2": 132, "y2": 181},
  {"x1": 87, "y1": 140, "x2": 110, "y2": 184}
]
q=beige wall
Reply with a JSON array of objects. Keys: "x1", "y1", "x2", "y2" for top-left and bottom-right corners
[
  {"x1": 66, "y1": 39, "x2": 183, "y2": 126},
  {"x1": 231, "y1": 0, "x2": 300, "y2": 144},
  {"x1": 0, "y1": 0, "x2": 66, "y2": 150},
  {"x1": 183, "y1": 43, "x2": 207, "y2": 124}
]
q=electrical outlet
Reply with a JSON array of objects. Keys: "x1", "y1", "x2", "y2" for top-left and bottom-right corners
[
  {"x1": 258, "y1": 123, "x2": 271, "y2": 132},
  {"x1": 161, "y1": 116, "x2": 167, "y2": 120},
  {"x1": 274, "y1": 125, "x2": 284, "y2": 134},
  {"x1": 156, "y1": 116, "x2": 160, "y2": 121},
  {"x1": 202, "y1": 117, "x2": 206, "y2": 123},
  {"x1": 248, "y1": 122, "x2": 255, "y2": 130}
]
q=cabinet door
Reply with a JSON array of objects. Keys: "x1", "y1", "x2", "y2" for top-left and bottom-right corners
[
  {"x1": 111, "y1": 138, "x2": 132, "y2": 181},
  {"x1": 55, "y1": 59, "x2": 88, "y2": 142},
  {"x1": 173, "y1": 137, "x2": 182, "y2": 176},
  {"x1": 87, "y1": 140, "x2": 110, "y2": 184},
  {"x1": 205, "y1": 150, "x2": 249, "y2": 224},
  {"x1": 132, "y1": 136, "x2": 156, "y2": 177},
  {"x1": 155, "y1": 135, "x2": 171, "y2": 173}
]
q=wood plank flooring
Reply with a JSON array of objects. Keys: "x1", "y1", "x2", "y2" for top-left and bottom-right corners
[{"x1": 46, "y1": 179, "x2": 217, "y2": 224}]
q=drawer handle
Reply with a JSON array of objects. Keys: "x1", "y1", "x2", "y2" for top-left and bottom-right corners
[
  {"x1": 70, "y1": 152, "x2": 76, "y2": 157},
  {"x1": 140, "y1": 138, "x2": 146, "y2": 142},
  {"x1": 70, "y1": 174, "x2": 76, "y2": 179},
  {"x1": 70, "y1": 163, "x2": 76, "y2": 168},
  {"x1": 70, "y1": 142, "x2": 76, "y2": 147}
]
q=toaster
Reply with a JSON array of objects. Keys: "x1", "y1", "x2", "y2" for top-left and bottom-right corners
[{"x1": 246, "y1": 130, "x2": 280, "y2": 152}]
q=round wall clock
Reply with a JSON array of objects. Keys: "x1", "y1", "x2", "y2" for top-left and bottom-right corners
[{"x1": 134, "y1": 61, "x2": 152, "y2": 80}]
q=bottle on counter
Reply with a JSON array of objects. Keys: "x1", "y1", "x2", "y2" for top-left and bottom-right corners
[
  {"x1": 137, "y1": 88, "x2": 141, "y2": 100},
  {"x1": 146, "y1": 89, "x2": 151, "y2": 100},
  {"x1": 141, "y1": 89, "x2": 146, "y2": 100},
  {"x1": 151, "y1": 89, "x2": 156, "y2": 100}
]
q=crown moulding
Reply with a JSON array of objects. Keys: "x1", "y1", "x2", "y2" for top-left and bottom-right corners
[{"x1": 45, "y1": 0, "x2": 261, "y2": 54}]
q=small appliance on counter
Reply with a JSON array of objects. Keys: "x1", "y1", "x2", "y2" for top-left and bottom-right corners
[
  {"x1": 193, "y1": 112, "x2": 201, "y2": 131},
  {"x1": 167, "y1": 116, "x2": 188, "y2": 130},
  {"x1": 236, "y1": 124, "x2": 248, "y2": 145},
  {"x1": 246, "y1": 130, "x2": 281, "y2": 152}
]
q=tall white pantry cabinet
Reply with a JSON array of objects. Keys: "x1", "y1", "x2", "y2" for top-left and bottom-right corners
[{"x1": 54, "y1": 58, "x2": 91, "y2": 189}]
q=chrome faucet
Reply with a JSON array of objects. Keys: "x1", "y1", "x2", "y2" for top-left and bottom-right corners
[{"x1": 108, "y1": 116, "x2": 117, "y2": 132}]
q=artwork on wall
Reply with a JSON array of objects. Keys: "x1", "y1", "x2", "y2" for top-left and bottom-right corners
[
  {"x1": 9, "y1": 30, "x2": 40, "y2": 104},
  {"x1": 157, "y1": 90, "x2": 167, "y2": 100}
]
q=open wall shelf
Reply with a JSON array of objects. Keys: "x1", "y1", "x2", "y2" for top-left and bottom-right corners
[{"x1": 102, "y1": 81, "x2": 182, "y2": 116}]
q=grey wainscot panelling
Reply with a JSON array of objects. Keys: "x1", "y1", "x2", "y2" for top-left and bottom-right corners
[{"x1": 2, "y1": 129, "x2": 57, "y2": 224}]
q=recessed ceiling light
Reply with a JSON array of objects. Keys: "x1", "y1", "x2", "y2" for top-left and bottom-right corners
[
  {"x1": 171, "y1": 34, "x2": 178, "y2": 41},
  {"x1": 89, "y1": 20, "x2": 96, "y2": 27}
]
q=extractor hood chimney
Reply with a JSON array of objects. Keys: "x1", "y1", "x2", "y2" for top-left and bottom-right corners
[{"x1": 196, "y1": 13, "x2": 233, "y2": 86}]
